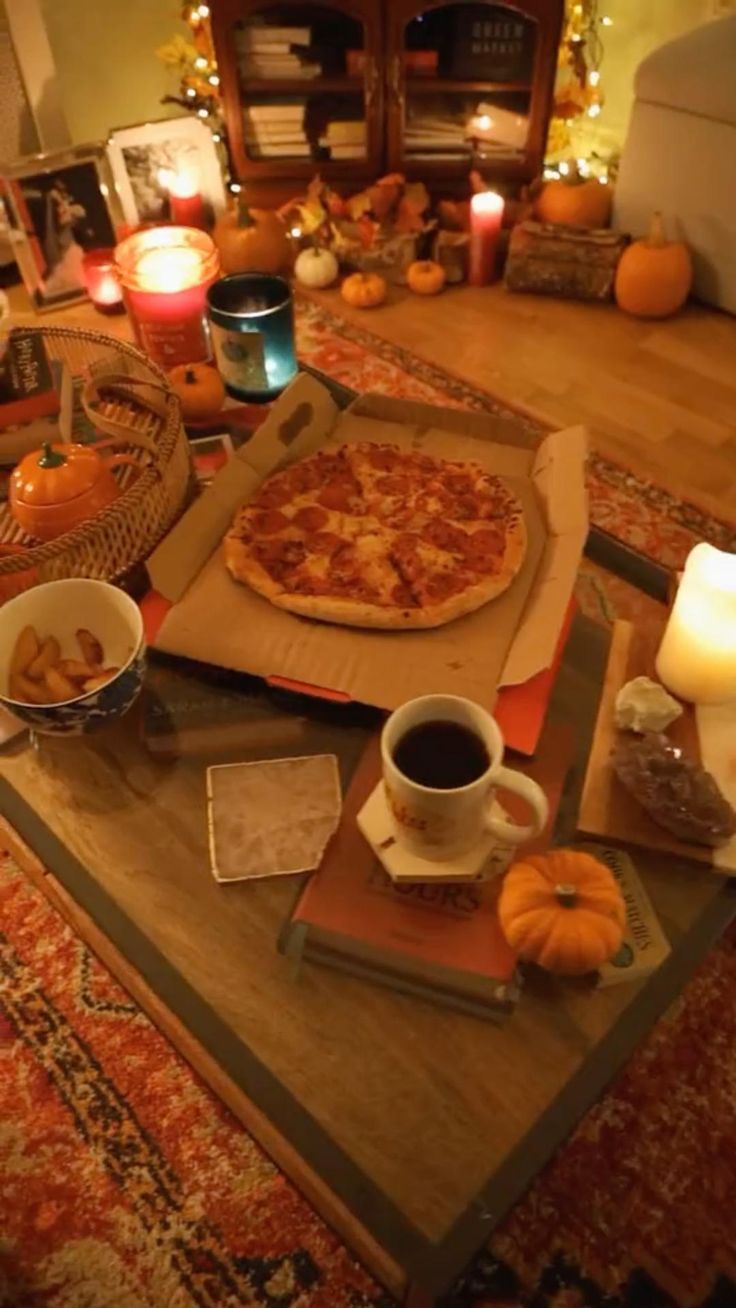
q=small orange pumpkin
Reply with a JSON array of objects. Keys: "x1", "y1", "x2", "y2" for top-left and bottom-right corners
[
  {"x1": 340, "y1": 271, "x2": 387, "y2": 308},
  {"x1": 9, "y1": 442, "x2": 139, "y2": 542},
  {"x1": 213, "y1": 199, "x2": 292, "y2": 276},
  {"x1": 535, "y1": 174, "x2": 612, "y2": 229},
  {"x1": 167, "y1": 362, "x2": 225, "y2": 421},
  {"x1": 406, "y1": 259, "x2": 446, "y2": 296},
  {"x1": 498, "y1": 849, "x2": 626, "y2": 975},
  {"x1": 614, "y1": 211, "x2": 692, "y2": 318}
]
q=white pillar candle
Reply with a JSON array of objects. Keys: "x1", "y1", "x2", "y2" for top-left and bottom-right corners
[{"x1": 655, "y1": 543, "x2": 736, "y2": 704}]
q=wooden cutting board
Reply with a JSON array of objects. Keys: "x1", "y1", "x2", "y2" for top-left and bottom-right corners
[{"x1": 578, "y1": 620, "x2": 736, "y2": 876}]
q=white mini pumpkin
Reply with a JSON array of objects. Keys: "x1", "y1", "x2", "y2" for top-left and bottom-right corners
[{"x1": 294, "y1": 246, "x2": 339, "y2": 289}]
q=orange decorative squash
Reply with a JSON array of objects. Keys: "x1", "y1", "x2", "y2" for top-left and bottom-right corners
[
  {"x1": 213, "y1": 199, "x2": 292, "y2": 275},
  {"x1": 406, "y1": 259, "x2": 446, "y2": 295},
  {"x1": 535, "y1": 174, "x2": 612, "y2": 229},
  {"x1": 614, "y1": 211, "x2": 692, "y2": 318},
  {"x1": 9, "y1": 442, "x2": 140, "y2": 542},
  {"x1": 167, "y1": 362, "x2": 225, "y2": 421},
  {"x1": 340, "y1": 271, "x2": 387, "y2": 308},
  {"x1": 498, "y1": 849, "x2": 626, "y2": 975}
]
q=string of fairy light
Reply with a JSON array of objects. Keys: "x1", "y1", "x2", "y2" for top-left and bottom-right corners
[{"x1": 159, "y1": 3, "x2": 241, "y2": 192}]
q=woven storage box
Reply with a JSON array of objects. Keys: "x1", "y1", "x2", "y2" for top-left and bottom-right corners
[{"x1": 0, "y1": 327, "x2": 191, "y2": 601}]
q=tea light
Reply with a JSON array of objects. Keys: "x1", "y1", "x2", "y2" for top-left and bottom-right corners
[
  {"x1": 207, "y1": 273, "x2": 297, "y2": 402},
  {"x1": 468, "y1": 190, "x2": 504, "y2": 287},
  {"x1": 655, "y1": 543, "x2": 736, "y2": 704},
  {"x1": 158, "y1": 166, "x2": 206, "y2": 230},
  {"x1": 114, "y1": 225, "x2": 220, "y2": 368},
  {"x1": 81, "y1": 248, "x2": 124, "y2": 314}
]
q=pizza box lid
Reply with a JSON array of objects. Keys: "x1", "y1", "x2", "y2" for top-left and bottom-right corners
[{"x1": 145, "y1": 373, "x2": 588, "y2": 715}]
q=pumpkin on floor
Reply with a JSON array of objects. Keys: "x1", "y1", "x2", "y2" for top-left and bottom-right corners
[
  {"x1": 535, "y1": 173, "x2": 612, "y2": 229},
  {"x1": 294, "y1": 245, "x2": 339, "y2": 289},
  {"x1": 498, "y1": 849, "x2": 626, "y2": 975},
  {"x1": 406, "y1": 259, "x2": 446, "y2": 295},
  {"x1": 340, "y1": 271, "x2": 387, "y2": 308},
  {"x1": 213, "y1": 200, "x2": 292, "y2": 275},
  {"x1": 167, "y1": 363, "x2": 225, "y2": 421},
  {"x1": 614, "y1": 211, "x2": 692, "y2": 319}
]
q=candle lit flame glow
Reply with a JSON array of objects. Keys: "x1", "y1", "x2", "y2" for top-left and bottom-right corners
[
  {"x1": 470, "y1": 190, "x2": 504, "y2": 215},
  {"x1": 135, "y1": 246, "x2": 205, "y2": 294},
  {"x1": 158, "y1": 166, "x2": 200, "y2": 199}
]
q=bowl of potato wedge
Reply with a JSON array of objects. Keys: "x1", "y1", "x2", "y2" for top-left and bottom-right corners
[{"x1": 0, "y1": 578, "x2": 145, "y2": 735}]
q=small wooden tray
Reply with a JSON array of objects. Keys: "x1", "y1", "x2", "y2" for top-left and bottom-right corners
[{"x1": 578, "y1": 620, "x2": 736, "y2": 876}]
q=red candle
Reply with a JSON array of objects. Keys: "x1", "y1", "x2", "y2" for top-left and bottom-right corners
[
  {"x1": 114, "y1": 225, "x2": 220, "y2": 368},
  {"x1": 159, "y1": 167, "x2": 207, "y2": 230},
  {"x1": 81, "y1": 247, "x2": 125, "y2": 314},
  {"x1": 468, "y1": 191, "x2": 505, "y2": 287}
]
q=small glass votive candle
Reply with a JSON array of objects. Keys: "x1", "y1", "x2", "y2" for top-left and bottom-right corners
[
  {"x1": 114, "y1": 225, "x2": 220, "y2": 368},
  {"x1": 81, "y1": 248, "x2": 124, "y2": 314},
  {"x1": 207, "y1": 273, "x2": 298, "y2": 402}
]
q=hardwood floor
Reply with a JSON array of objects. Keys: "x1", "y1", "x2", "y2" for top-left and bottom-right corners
[{"x1": 9, "y1": 280, "x2": 736, "y2": 519}]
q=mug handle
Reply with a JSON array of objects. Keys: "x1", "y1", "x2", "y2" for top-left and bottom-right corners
[{"x1": 484, "y1": 767, "x2": 548, "y2": 846}]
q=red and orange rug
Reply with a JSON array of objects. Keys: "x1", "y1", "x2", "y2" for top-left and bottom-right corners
[{"x1": 1, "y1": 299, "x2": 735, "y2": 1308}]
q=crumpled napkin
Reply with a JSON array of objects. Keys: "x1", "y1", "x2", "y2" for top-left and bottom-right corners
[{"x1": 207, "y1": 754, "x2": 342, "y2": 883}]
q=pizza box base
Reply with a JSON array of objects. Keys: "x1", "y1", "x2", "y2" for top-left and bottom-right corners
[
  {"x1": 577, "y1": 619, "x2": 736, "y2": 876},
  {"x1": 145, "y1": 374, "x2": 588, "y2": 722}
]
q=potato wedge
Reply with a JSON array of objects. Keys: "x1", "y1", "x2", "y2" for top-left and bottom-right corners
[
  {"x1": 10, "y1": 671, "x2": 51, "y2": 704},
  {"x1": 58, "y1": 658, "x2": 98, "y2": 681},
  {"x1": 83, "y1": 669, "x2": 118, "y2": 692},
  {"x1": 76, "y1": 628, "x2": 103, "y2": 666},
  {"x1": 27, "y1": 636, "x2": 61, "y2": 680},
  {"x1": 10, "y1": 625, "x2": 40, "y2": 676},
  {"x1": 44, "y1": 665, "x2": 81, "y2": 703}
]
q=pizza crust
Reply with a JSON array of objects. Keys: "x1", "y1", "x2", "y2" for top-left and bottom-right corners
[{"x1": 223, "y1": 537, "x2": 285, "y2": 600}]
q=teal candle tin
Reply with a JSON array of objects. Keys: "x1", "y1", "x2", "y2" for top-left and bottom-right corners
[{"x1": 207, "y1": 273, "x2": 298, "y2": 402}]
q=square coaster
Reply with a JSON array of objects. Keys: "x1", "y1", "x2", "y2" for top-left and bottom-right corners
[{"x1": 357, "y1": 781, "x2": 515, "y2": 884}]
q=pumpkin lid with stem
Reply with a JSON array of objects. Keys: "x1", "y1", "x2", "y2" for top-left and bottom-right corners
[{"x1": 13, "y1": 440, "x2": 105, "y2": 505}]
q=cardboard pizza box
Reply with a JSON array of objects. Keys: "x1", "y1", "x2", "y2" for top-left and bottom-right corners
[{"x1": 145, "y1": 374, "x2": 588, "y2": 717}]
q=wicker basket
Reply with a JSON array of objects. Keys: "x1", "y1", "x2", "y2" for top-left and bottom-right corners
[{"x1": 0, "y1": 326, "x2": 192, "y2": 600}]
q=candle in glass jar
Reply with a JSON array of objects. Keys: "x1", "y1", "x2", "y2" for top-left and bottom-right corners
[
  {"x1": 81, "y1": 248, "x2": 124, "y2": 314},
  {"x1": 468, "y1": 190, "x2": 504, "y2": 287},
  {"x1": 655, "y1": 543, "x2": 736, "y2": 704},
  {"x1": 158, "y1": 167, "x2": 206, "y2": 229},
  {"x1": 114, "y1": 225, "x2": 220, "y2": 368}
]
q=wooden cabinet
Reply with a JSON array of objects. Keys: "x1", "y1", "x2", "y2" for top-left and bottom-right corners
[{"x1": 212, "y1": 0, "x2": 563, "y2": 206}]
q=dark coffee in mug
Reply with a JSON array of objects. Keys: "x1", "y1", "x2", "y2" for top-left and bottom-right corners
[{"x1": 392, "y1": 719, "x2": 490, "y2": 790}]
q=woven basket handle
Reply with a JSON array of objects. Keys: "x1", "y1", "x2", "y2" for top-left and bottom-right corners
[{"x1": 81, "y1": 370, "x2": 173, "y2": 453}]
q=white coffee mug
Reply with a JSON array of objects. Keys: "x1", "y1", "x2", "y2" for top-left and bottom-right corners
[{"x1": 381, "y1": 694, "x2": 548, "y2": 862}]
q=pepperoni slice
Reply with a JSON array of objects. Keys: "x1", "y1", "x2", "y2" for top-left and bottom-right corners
[
  {"x1": 367, "y1": 447, "x2": 401, "y2": 471},
  {"x1": 305, "y1": 531, "x2": 344, "y2": 555},
  {"x1": 375, "y1": 474, "x2": 411, "y2": 496},
  {"x1": 420, "y1": 520, "x2": 469, "y2": 554},
  {"x1": 256, "y1": 484, "x2": 292, "y2": 510},
  {"x1": 253, "y1": 509, "x2": 289, "y2": 536},
  {"x1": 317, "y1": 480, "x2": 358, "y2": 511},
  {"x1": 293, "y1": 504, "x2": 329, "y2": 532},
  {"x1": 426, "y1": 571, "x2": 465, "y2": 600},
  {"x1": 391, "y1": 582, "x2": 417, "y2": 608}
]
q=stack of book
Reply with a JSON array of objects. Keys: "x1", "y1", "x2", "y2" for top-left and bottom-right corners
[
  {"x1": 243, "y1": 104, "x2": 311, "y2": 159},
  {"x1": 237, "y1": 24, "x2": 321, "y2": 80},
  {"x1": 320, "y1": 120, "x2": 366, "y2": 159},
  {"x1": 405, "y1": 113, "x2": 469, "y2": 158}
]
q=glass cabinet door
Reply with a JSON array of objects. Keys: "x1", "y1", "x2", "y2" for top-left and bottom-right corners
[
  {"x1": 385, "y1": 0, "x2": 558, "y2": 182},
  {"x1": 214, "y1": 1, "x2": 381, "y2": 181}
]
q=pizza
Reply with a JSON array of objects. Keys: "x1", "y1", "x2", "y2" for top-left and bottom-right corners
[{"x1": 224, "y1": 442, "x2": 526, "y2": 629}]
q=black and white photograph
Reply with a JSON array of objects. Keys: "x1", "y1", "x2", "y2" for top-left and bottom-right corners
[
  {"x1": 106, "y1": 116, "x2": 226, "y2": 227},
  {"x1": 2, "y1": 148, "x2": 118, "y2": 309}
]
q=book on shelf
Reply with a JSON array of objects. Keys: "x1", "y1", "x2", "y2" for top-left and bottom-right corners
[
  {"x1": 239, "y1": 26, "x2": 311, "y2": 46},
  {"x1": 241, "y1": 63, "x2": 322, "y2": 80},
  {"x1": 247, "y1": 143, "x2": 313, "y2": 158},
  {"x1": 327, "y1": 145, "x2": 364, "y2": 159},
  {"x1": 245, "y1": 103, "x2": 306, "y2": 122},
  {"x1": 325, "y1": 120, "x2": 366, "y2": 143},
  {"x1": 0, "y1": 355, "x2": 73, "y2": 466},
  {"x1": 245, "y1": 129, "x2": 309, "y2": 144}
]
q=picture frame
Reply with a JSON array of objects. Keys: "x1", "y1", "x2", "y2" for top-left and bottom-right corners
[
  {"x1": 106, "y1": 116, "x2": 226, "y2": 228},
  {"x1": 1, "y1": 144, "x2": 122, "y2": 311}
]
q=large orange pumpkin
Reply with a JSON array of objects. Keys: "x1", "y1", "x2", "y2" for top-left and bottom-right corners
[
  {"x1": 213, "y1": 200, "x2": 292, "y2": 275},
  {"x1": 498, "y1": 849, "x2": 626, "y2": 975},
  {"x1": 535, "y1": 176, "x2": 612, "y2": 229},
  {"x1": 614, "y1": 211, "x2": 692, "y2": 318}
]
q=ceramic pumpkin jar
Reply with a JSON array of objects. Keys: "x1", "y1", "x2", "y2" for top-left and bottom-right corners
[
  {"x1": 615, "y1": 211, "x2": 692, "y2": 318},
  {"x1": 167, "y1": 362, "x2": 225, "y2": 421},
  {"x1": 535, "y1": 174, "x2": 612, "y2": 229},
  {"x1": 406, "y1": 259, "x2": 446, "y2": 295},
  {"x1": 340, "y1": 271, "x2": 387, "y2": 308},
  {"x1": 498, "y1": 849, "x2": 626, "y2": 975},
  {"x1": 213, "y1": 199, "x2": 292, "y2": 276},
  {"x1": 9, "y1": 441, "x2": 141, "y2": 542}
]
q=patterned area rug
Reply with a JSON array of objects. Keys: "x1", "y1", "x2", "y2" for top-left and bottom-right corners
[{"x1": 2, "y1": 300, "x2": 736, "y2": 1308}]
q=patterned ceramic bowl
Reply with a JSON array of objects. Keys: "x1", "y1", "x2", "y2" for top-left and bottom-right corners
[{"x1": 0, "y1": 578, "x2": 145, "y2": 736}]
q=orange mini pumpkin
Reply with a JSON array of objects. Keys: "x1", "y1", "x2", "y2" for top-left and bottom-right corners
[
  {"x1": 406, "y1": 259, "x2": 446, "y2": 296},
  {"x1": 614, "y1": 211, "x2": 692, "y2": 318},
  {"x1": 167, "y1": 362, "x2": 225, "y2": 421},
  {"x1": 498, "y1": 849, "x2": 626, "y2": 975},
  {"x1": 340, "y1": 271, "x2": 387, "y2": 308},
  {"x1": 213, "y1": 199, "x2": 292, "y2": 276}
]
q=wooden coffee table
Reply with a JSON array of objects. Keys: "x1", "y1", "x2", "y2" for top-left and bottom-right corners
[{"x1": 1, "y1": 393, "x2": 734, "y2": 1305}]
